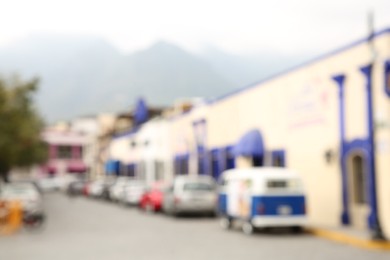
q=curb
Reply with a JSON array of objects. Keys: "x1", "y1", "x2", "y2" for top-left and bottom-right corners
[{"x1": 306, "y1": 227, "x2": 390, "y2": 251}]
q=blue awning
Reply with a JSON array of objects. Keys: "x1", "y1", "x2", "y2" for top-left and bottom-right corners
[
  {"x1": 105, "y1": 160, "x2": 121, "y2": 175},
  {"x1": 233, "y1": 129, "x2": 265, "y2": 157}
]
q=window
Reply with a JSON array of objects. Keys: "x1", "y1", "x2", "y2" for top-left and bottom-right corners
[
  {"x1": 266, "y1": 179, "x2": 301, "y2": 192},
  {"x1": 57, "y1": 145, "x2": 72, "y2": 159},
  {"x1": 127, "y1": 164, "x2": 136, "y2": 177},
  {"x1": 267, "y1": 180, "x2": 287, "y2": 188},
  {"x1": 197, "y1": 152, "x2": 208, "y2": 175},
  {"x1": 183, "y1": 182, "x2": 214, "y2": 191},
  {"x1": 385, "y1": 61, "x2": 390, "y2": 97},
  {"x1": 253, "y1": 156, "x2": 263, "y2": 167},
  {"x1": 271, "y1": 150, "x2": 286, "y2": 167},
  {"x1": 175, "y1": 155, "x2": 189, "y2": 175},
  {"x1": 211, "y1": 150, "x2": 220, "y2": 179},
  {"x1": 225, "y1": 147, "x2": 235, "y2": 170}
]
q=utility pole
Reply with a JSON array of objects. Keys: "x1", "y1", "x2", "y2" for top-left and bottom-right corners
[{"x1": 367, "y1": 10, "x2": 386, "y2": 241}]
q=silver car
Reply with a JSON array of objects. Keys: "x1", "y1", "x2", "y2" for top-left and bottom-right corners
[
  {"x1": 162, "y1": 175, "x2": 217, "y2": 216},
  {"x1": 121, "y1": 180, "x2": 147, "y2": 206}
]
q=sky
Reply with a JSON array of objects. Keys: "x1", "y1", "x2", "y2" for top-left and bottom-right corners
[{"x1": 0, "y1": 0, "x2": 390, "y2": 55}]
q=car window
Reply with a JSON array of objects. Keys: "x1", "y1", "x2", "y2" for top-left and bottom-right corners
[
  {"x1": 1, "y1": 184, "x2": 37, "y2": 197},
  {"x1": 183, "y1": 182, "x2": 215, "y2": 191},
  {"x1": 266, "y1": 179, "x2": 302, "y2": 192}
]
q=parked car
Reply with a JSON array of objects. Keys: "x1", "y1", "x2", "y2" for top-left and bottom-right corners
[
  {"x1": 120, "y1": 180, "x2": 147, "y2": 206},
  {"x1": 0, "y1": 182, "x2": 44, "y2": 218},
  {"x1": 139, "y1": 182, "x2": 167, "y2": 212},
  {"x1": 217, "y1": 167, "x2": 307, "y2": 235},
  {"x1": 88, "y1": 179, "x2": 105, "y2": 198},
  {"x1": 101, "y1": 178, "x2": 117, "y2": 201},
  {"x1": 66, "y1": 180, "x2": 87, "y2": 196},
  {"x1": 82, "y1": 181, "x2": 92, "y2": 196},
  {"x1": 37, "y1": 177, "x2": 62, "y2": 192},
  {"x1": 109, "y1": 177, "x2": 131, "y2": 202},
  {"x1": 162, "y1": 175, "x2": 217, "y2": 216}
]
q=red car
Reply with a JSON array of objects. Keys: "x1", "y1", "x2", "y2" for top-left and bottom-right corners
[
  {"x1": 82, "y1": 181, "x2": 91, "y2": 196},
  {"x1": 139, "y1": 182, "x2": 166, "y2": 212}
]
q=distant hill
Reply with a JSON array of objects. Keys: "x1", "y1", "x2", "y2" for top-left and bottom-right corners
[{"x1": 0, "y1": 35, "x2": 308, "y2": 122}]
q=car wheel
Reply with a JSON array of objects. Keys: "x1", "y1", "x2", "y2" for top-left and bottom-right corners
[
  {"x1": 242, "y1": 221, "x2": 254, "y2": 235},
  {"x1": 291, "y1": 226, "x2": 303, "y2": 234},
  {"x1": 220, "y1": 217, "x2": 232, "y2": 230}
]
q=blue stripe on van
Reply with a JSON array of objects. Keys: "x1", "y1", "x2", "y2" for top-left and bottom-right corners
[
  {"x1": 218, "y1": 193, "x2": 228, "y2": 215},
  {"x1": 251, "y1": 195, "x2": 305, "y2": 216}
]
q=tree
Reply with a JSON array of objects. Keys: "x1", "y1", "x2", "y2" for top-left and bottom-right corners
[{"x1": 0, "y1": 75, "x2": 48, "y2": 182}]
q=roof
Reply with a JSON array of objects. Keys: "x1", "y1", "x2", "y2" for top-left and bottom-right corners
[{"x1": 206, "y1": 27, "x2": 390, "y2": 106}]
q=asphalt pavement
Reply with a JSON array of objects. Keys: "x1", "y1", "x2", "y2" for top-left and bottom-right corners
[{"x1": 0, "y1": 193, "x2": 389, "y2": 260}]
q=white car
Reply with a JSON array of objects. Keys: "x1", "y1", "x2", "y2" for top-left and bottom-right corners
[
  {"x1": 0, "y1": 182, "x2": 44, "y2": 216},
  {"x1": 121, "y1": 180, "x2": 147, "y2": 206},
  {"x1": 88, "y1": 180, "x2": 105, "y2": 198},
  {"x1": 109, "y1": 177, "x2": 131, "y2": 202},
  {"x1": 37, "y1": 177, "x2": 62, "y2": 192}
]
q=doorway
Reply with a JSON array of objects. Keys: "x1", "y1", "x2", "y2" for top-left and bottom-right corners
[{"x1": 346, "y1": 152, "x2": 369, "y2": 229}]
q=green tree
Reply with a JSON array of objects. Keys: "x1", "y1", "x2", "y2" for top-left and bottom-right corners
[{"x1": 0, "y1": 75, "x2": 48, "y2": 182}]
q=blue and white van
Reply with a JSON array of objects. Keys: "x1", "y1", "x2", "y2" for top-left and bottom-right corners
[{"x1": 217, "y1": 167, "x2": 307, "y2": 234}]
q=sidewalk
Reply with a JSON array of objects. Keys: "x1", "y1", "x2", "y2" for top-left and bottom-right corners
[{"x1": 306, "y1": 226, "x2": 390, "y2": 251}]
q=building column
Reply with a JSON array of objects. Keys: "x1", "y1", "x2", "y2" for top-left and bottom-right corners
[
  {"x1": 72, "y1": 145, "x2": 81, "y2": 159},
  {"x1": 360, "y1": 64, "x2": 385, "y2": 240},
  {"x1": 49, "y1": 145, "x2": 57, "y2": 160},
  {"x1": 332, "y1": 74, "x2": 349, "y2": 225}
]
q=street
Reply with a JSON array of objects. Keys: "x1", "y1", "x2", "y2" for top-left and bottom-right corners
[{"x1": 0, "y1": 193, "x2": 389, "y2": 260}]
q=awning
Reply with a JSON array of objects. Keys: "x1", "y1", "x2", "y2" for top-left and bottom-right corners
[
  {"x1": 44, "y1": 163, "x2": 57, "y2": 174},
  {"x1": 233, "y1": 129, "x2": 265, "y2": 157},
  {"x1": 67, "y1": 161, "x2": 87, "y2": 173},
  {"x1": 105, "y1": 160, "x2": 120, "y2": 175}
]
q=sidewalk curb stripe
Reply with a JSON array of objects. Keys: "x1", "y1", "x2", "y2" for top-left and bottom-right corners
[{"x1": 307, "y1": 228, "x2": 390, "y2": 251}]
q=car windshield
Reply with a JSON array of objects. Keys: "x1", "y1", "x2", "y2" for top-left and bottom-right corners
[
  {"x1": 183, "y1": 182, "x2": 214, "y2": 191},
  {"x1": 1, "y1": 184, "x2": 37, "y2": 197}
]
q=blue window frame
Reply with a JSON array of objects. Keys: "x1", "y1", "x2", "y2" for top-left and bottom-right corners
[
  {"x1": 384, "y1": 60, "x2": 390, "y2": 97},
  {"x1": 211, "y1": 149, "x2": 221, "y2": 180},
  {"x1": 175, "y1": 154, "x2": 189, "y2": 175},
  {"x1": 127, "y1": 164, "x2": 137, "y2": 177},
  {"x1": 225, "y1": 146, "x2": 235, "y2": 170},
  {"x1": 271, "y1": 150, "x2": 286, "y2": 167}
]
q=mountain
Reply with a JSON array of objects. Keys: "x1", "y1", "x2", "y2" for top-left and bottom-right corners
[
  {"x1": 0, "y1": 35, "x2": 307, "y2": 122},
  {"x1": 0, "y1": 35, "x2": 122, "y2": 121}
]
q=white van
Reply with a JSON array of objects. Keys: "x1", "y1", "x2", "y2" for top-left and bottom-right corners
[{"x1": 218, "y1": 167, "x2": 307, "y2": 234}]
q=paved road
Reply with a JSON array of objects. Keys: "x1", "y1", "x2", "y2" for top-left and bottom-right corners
[{"x1": 0, "y1": 193, "x2": 389, "y2": 260}]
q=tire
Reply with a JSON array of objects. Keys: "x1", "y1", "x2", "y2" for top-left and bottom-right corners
[
  {"x1": 291, "y1": 226, "x2": 303, "y2": 234},
  {"x1": 242, "y1": 221, "x2": 254, "y2": 235},
  {"x1": 23, "y1": 214, "x2": 45, "y2": 231},
  {"x1": 220, "y1": 217, "x2": 232, "y2": 230}
]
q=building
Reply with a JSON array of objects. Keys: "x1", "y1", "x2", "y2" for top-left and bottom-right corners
[{"x1": 103, "y1": 27, "x2": 390, "y2": 239}]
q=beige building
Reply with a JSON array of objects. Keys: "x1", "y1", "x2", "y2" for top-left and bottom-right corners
[
  {"x1": 105, "y1": 28, "x2": 390, "y2": 239},
  {"x1": 162, "y1": 28, "x2": 390, "y2": 239}
]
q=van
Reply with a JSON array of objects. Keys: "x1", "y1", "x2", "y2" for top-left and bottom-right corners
[{"x1": 218, "y1": 167, "x2": 307, "y2": 234}]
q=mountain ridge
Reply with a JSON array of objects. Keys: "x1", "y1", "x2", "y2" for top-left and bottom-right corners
[{"x1": 0, "y1": 35, "x2": 307, "y2": 122}]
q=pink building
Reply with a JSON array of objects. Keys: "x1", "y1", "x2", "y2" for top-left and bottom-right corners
[{"x1": 41, "y1": 129, "x2": 88, "y2": 176}]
